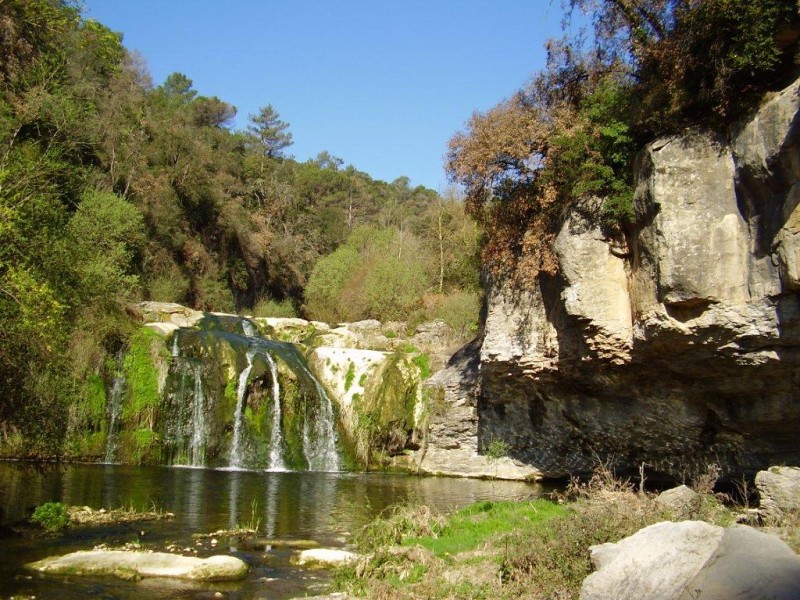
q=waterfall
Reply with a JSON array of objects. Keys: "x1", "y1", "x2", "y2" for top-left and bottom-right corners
[
  {"x1": 241, "y1": 318, "x2": 257, "y2": 338},
  {"x1": 300, "y1": 364, "x2": 340, "y2": 472},
  {"x1": 171, "y1": 330, "x2": 180, "y2": 358},
  {"x1": 229, "y1": 347, "x2": 256, "y2": 469},
  {"x1": 162, "y1": 316, "x2": 341, "y2": 471},
  {"x1": 103, "y1": 369, "x2": 126, "y2": 464},
  {"x1": 264, "y1": 351, "x2": 286, "y2": 471},
  {"x1": 189, "y1": 363, "x2": 207, "y2": 466}
]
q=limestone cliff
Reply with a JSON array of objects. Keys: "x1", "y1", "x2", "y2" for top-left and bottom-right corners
[{"x1": 423, "y1": 76, "x2": 800, "y2": 481}]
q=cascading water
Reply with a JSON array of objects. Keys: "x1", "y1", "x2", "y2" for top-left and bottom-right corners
[
  {"x1": 103, "y1": 362, "x2": 126, "y2": 464},
  {"x1": 169, "y1": 329, "x2": 208, "y2": 467},
  {"x1": 229, "y1": 346, "x2": 256, "y2": 469},
  {"x1": 189, "y1": 363, "x2": 207, "y2": 466},
  {"x1": 161, "y1": 315, "x2": 341, "y2": 471},
  {"x1": 264, "y1": 351, "x2": 286, "y2": 471},
  {"x1": 301, "y1": 364, "x2": 340, "y2": 472}
]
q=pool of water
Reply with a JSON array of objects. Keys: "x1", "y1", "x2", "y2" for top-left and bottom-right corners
[{"x1": 0, "y1": 461, "x2": 549, "y2": 599}]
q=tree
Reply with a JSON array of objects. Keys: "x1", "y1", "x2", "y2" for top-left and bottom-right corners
[
  {"x1": 247, "y1": 104, "x2": 293, "y2": 159},
  {"x1": 159, "y1": 72, "x2": 196, "y2": 105}
]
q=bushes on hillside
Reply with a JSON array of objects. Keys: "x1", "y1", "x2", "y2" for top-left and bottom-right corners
[{"x1": 304, "y1": 225, "x2": 480, "y2": 329}]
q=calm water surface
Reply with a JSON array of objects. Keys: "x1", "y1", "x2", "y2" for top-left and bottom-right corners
[{"x1": 0, "y1": 461, "x2": 548, "y2": 599}]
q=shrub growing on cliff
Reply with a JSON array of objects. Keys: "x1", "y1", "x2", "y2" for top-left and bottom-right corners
[{"x1": 447, "y1": 0, "x2": 799, "y2": 283}]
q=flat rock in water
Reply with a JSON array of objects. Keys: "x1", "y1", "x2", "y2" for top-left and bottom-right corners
[
  {"x1": 28, "y1": 550, "x2": 248, "y2": 581},
  {"x1": 294, "y1": 548, "x2": 357, "y2": 567}
]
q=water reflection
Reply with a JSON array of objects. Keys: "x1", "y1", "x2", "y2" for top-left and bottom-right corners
[{"x1": 0, "y1": 461, "x2": 551, "y2": 600}]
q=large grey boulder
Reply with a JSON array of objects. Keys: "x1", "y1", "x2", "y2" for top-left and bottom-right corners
[
  {"x1": 582, "y1": 521, "x2": 723, "y2": 600},
  {"x1": 755, "y1": 465, "x2": 800, "y2": 520},
  {"x1": 581, "y1": 521, "x2": 800, "y2": 600},
  {"x1": 28, "y1": 550, "x2": 248, "y2": 581}
]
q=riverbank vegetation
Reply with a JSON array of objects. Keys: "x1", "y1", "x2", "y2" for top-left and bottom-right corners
[
  {"x1": 333, "y1": 467, "x2": 792, "y2": 599},
  {"x1": 0, "y1": 0, "x2": 479, "y2": 455},
  {"x1": 447, "y1": 0, "x2": 800, "y2": 284}
]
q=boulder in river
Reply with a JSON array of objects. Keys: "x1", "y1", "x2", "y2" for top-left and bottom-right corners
[{"x1": 28, "y1": 550, "x2": 248, "y2": 581}]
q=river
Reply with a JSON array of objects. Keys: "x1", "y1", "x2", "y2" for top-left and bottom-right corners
[{"x1": 0, "y1": 461, "x2": 549, "y2": 599}]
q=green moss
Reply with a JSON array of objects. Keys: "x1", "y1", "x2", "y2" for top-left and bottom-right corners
[
  {"x1": 358, "y1": 373, "x2": 368, "y2": 387},
  {"x1": 122, "y1": 327, "x2": 164, "y2": 424},
  {"x1": 132, "y1": 428, "x2": 158, "y2": 464},
  {"x1": 84, "y1": 374, "x2": 107, "y2": 426},
  {"x1": 411, "y1": 353, "x2": 431, "y2": 380},
  {"x1": 280, "y1": 379, "x2": 307, "y2": 470},
  {"x1": 347, "y1": 354, "x2": 421, "y2": 469},
  {"x1": 344, "y1": 361, "x2": 356, "y2": 391}
]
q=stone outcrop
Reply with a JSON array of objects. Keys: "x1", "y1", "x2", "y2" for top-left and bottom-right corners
[
  {"x1": 581, "y1": 521, "x2": 800, "y2": 600},
  {"x1": 404, "y1": 340, "x2": 542, "y2": 480},
  {"x1": 755, "y1": 466, "x2": 800, "y2": 520},
  {"x1": 28, "y1": 550, "x2": 248, "y2": 581},
  {"x1": 470, "y1": 76, "x2": 800, "y2": 480}
]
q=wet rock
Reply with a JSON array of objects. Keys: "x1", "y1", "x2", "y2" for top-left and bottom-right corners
[{"x1": 29, "y1": 550, "x2": 248, "y2": 581}]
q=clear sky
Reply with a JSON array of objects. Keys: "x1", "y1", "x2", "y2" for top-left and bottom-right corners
[{"x1": 82, "y1": 1, "x2": 569, "y2": 191}]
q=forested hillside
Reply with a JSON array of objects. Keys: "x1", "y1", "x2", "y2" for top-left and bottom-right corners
[{"x1": 0, "y1": 0, "x2": 479, "y2": 453}]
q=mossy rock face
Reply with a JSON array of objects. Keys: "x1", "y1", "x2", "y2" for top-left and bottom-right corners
[{"x1": 119, "y1": 428, "x2": 161, "y2": 464}]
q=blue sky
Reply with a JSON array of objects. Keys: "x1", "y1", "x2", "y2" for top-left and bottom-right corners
[{"x1": 83, "y1": 1, "x2": 570, "y2": 191}]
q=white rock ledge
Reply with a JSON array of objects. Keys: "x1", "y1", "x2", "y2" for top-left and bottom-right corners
[
  {"x1": 28, "y1": 550, "x2": 248, "y2": 581},
  {"x1": 293, "y1": 548, "x2": 358, "y2": 567}
]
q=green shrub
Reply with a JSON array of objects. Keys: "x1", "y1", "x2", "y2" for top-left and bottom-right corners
[
  {"x1": 304, "y1": 245, "x2": 361, "y2": 322},
  {"x1": 31, "y1": 501, "x2": 70, "y2": 532},
  {"x1": 363, "y1": 254, "x2": 428, "y2": 321},
  {"x1": 147, "y1": 271, "x2": 189, "y2": 304},
  {"x1": 253, "y1": 296, "x2": 297, "y2": 318},
  {"x1": 429, "y1": 290, "x2": 481, "y2": 338}
]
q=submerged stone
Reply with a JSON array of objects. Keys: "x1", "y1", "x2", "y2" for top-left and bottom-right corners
[{"x1": 28, "y1": 550, "x2": 248, "y2": 581}]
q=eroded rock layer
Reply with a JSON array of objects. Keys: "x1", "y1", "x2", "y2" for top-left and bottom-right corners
[{"x1": 474, "y1": 77, "x2": 800, "y2": 480}]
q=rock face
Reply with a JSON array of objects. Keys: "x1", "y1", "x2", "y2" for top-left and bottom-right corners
[
  {"x1": 755, "y1": 466, "x2": 800, "y2": 520},
  {"x1": 28, "y1": 550, "x2": 248, "y2": 581},
  {"x1": 406, "y1": 340, "x2": 542, "y2": 480},
  {"x1": 473, "y1": 76, "x2": 800, "y2": 480},
  {"x1": 581, "y1": 521, "x2": 800, "y2": 600}
]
